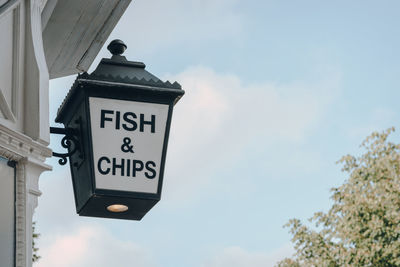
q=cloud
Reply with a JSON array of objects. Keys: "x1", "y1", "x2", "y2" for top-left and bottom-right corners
[
  {"x1": 202, "y1": 244, "x2": 294, "y2": 267},
  {"x1": 36, "y1": 224, "x2": 155, "y2": 267},
  {"x1": 43, "y1": 65, "x2": 341, "y2": 209},
  {"x1": 35, "y1": 168, "x2": 79, "y2": 232},
  {"x1": 161, "y1": 66, "x2": 341, "y2": 203},
  {"x1": 38, "y1": 64, "x2": 340, "y2": 267}
]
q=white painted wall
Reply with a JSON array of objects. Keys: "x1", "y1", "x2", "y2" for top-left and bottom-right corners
[
  {"x1": 0, "y1": 1, "x2": 24, "y2": 134},
  {"x1": 42, "y1": 0, "x2": 131, "y2": 78},
  {"x1": 0, "y1": 11, "x2": 13, "y2": 108},
  {"x1": 0, "y1": 157, "x2": 15, "y2": 267},
  {"x1": 0, "y1": 0, "x2": 9, "y2": 7}
]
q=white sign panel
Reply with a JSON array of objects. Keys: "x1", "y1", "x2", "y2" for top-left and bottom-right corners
[{"x1": 89, "y1": 97, "x2": 169, "y2": 194}]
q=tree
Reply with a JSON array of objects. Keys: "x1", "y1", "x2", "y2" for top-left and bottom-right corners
[{"x1": 276, "y1": 128, "x2": 400, "y2": 267}]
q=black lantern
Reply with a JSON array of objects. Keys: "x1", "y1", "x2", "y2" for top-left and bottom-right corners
[{"x1": 54, "y1": 40, "x2": 184, "y2": 220}]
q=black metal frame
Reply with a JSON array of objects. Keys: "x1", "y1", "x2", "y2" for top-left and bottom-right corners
[
  {"x1": 54, "y1": 77, "x2": 183, "y2": 220},
  {"x1": 50, "y1": 127, "x2": 80, "y2": 165},
  {"x1": 51, "y1": 39, "x2": 185, "y2": 220}
]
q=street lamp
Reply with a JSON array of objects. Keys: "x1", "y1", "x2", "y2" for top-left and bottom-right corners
[{"x1": 53, "y1": 39, "x2": 184, "y2": 220}]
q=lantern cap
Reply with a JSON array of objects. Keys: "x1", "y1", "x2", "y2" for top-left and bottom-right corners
[
  {"x1": 84, "y1": 39, "x2": 181, "y2": 90},
  {"x1": 107, "y1": 39, "x2": 127, "y2": 56}
]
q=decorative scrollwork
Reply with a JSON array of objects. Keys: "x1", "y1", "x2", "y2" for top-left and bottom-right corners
[{"x1": 50, "y1": 127, "x2": 80, "y2": 165}]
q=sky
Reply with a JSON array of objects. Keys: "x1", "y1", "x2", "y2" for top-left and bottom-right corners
[{"x1": 35, "y1": 1, "x2": 400, "y2": 266}]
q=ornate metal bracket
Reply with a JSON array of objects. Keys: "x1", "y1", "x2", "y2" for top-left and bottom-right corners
[{"x1": 50, "y1": 127, "x2": 80, "y2": 165}]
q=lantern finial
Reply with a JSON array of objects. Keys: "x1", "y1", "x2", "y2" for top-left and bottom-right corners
[{"x1": 107, "y1": 39, "x2": 127, "y2": 56}]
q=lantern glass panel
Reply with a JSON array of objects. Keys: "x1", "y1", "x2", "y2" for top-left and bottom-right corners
[{"x1": 89, "y1": 97, "x2": 169, "y2": 194}]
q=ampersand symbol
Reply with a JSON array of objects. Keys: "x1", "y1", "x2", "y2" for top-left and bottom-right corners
[{"x1": 121, "y1": 137, "x2": 134, "y2": 153}]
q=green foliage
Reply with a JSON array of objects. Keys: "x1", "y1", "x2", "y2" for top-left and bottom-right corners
[
  {"x1": 32, "y1": 221, "x2": 40, "y2": 263},
  {"x1": 276, "y1": 128, "x2": 400, "y2": 267}
]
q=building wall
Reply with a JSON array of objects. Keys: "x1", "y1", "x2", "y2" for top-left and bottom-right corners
[
  {"x1": 0, "y1": 1, "x2": 55, "y2": 266},
  {"x1": 0, "y1": 0, "x2": 130, "y2": 266},
  {"x1": 0, "y1": 0, "x2": 25, "y2": 134},
  {"x1": 0, "y1": 157, "x2": 15, "y2": 267}
]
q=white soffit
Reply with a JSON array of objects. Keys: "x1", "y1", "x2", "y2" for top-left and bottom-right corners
[
  {"x1": 42, "y1": 0, "x2": 131, "y2": 79},
  {"x1": 0, "y1": 0, "x2": 9, "y2": 7}
]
